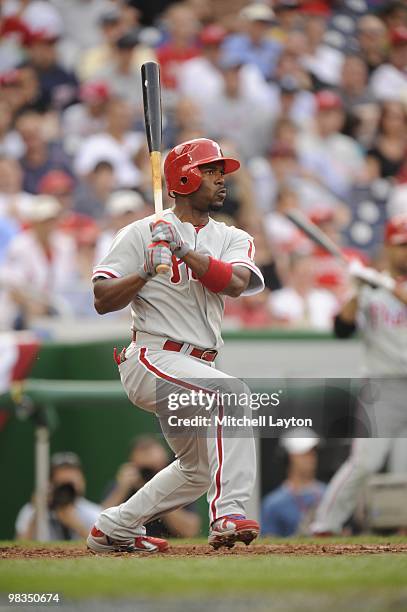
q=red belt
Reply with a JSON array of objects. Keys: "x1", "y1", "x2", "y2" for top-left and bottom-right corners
[{"x1": 132, "y1": 331, "x2": 218, "y2": 363}]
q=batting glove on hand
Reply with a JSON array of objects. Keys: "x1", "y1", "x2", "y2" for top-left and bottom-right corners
[
  {"x1": 138, "y1": 242, "x2": 172, "y2": 280},
  {"x1": 150, "y1": 220, "x2": 191, "y2": 258},
  {"x1": 348, "y1": 260, "x2": 396, "y2": 291}
]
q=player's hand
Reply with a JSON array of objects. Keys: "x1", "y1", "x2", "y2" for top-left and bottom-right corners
[
  {"x1": 150, "y1": 220, "x2": 191, "y2": 258},
  {"x1": 138, "y1": 242, "x2": 172, "y2": 279},
  {"x1": 348, "y1": 260, "x2": 396, "y2": 291}
]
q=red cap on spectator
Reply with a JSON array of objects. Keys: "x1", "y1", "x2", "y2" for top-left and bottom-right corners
[
  {"x1": 25, "y1": 28, "x2": 60, "y2": 45},
  {"x1": 0, "y1": 69, "x2": 21, "y2": 86},
  {"x1": 199, "y1": 24, "x2": 227, "y2": 46},
  {"x1": 299, "y1": 1, "x2": 331, "y2": 17},
  {"x1": 315, "y1": 90, "x2": 343, "y2": 111},
  {"x1": 80, "y1": 80, "x2": 110, "y2": 103},
  {"x1": 38, "y1": 171, "x2": 74, "y2": 194},
  {"x1": 309, "y1": 208, "x2": 335, "y2": 225},
  {"x1": 390, "y1": 26, "x2": 407, "y2": 46},
  {"x1": 385, "y1": 215, "x2": 407, "y2": 245},
  {"x1": 59, "y1": 214, "x2": 100, "y2": 246}
]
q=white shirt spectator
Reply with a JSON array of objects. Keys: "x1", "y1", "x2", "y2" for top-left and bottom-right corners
[
  {"x1": 62, "y1": 104, "x2": 107, "y2": 155},
  {"x1": 302, "y1": 45, "x2": 344, "y2": 87},
  {"x1": 0, "y1": 229, "x2": 78, "y2": 329},
  {"x1": 370, "y1": 63, "x2": 407, "y2": 102},
  {"x1": 15, "y1": 498, "x2": 101, "y2": 541},
  {"x1": 0, "y1": 131, "x2": 24, "y2": 159},
  {"x1": 177, "y1": 59, "x2": 273, "y2": 111},
  {"x1": 74, "y1": 132, "x2": 143, "y2": 188},
  {"x1": 298, "y1": 131, "x2": 365, "y2": 199},
  {"x1": 269, "y1": 286, "x2": 338, "y2": 331},
  {"x1": 387, "y1": 183, "x2": 407, "y2": 216}
]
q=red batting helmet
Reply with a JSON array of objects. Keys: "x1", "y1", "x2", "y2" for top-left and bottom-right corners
[
  {"x1": 164, "y1": 138, "x2": 240, "y2": 197},
  {"x1": 385, "y1": 214, "x2": 407, "y2": 245}
]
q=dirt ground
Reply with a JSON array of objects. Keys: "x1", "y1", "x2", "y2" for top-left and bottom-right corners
[{"x1": 2, "y1": 542, "x2": 407, "y2": 559}]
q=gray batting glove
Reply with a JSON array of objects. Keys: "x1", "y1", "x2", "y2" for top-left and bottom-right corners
[
  {"x1": 150, "y1": 220, "x2": 191, "y2": 258},
  {"x1": 348, "y1": 260, "x2": 396, "y2": 291},
  {"x1": 138, "y1": 243, "x2": 172, "y2": 279}
]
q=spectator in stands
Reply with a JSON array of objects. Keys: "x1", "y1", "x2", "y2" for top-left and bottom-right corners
[
  {"x1": 0, "y1": 66, "x2": 42, "y2": 119},
  {"x1": 201, "y1": 55, "x2": 274, "y2": 161},
  {"x1": 94, "y1": 189, "x2": 151, "y2": 262},
  {"x1": 265, "y1": 185, "x2": 307, "y2": 254},
  {"x1": 273, "y1": 0, "x2": 302, "y2": 37},
  {"x1": 51, "y1": 0, "x2": 128, "y2": 69},
  {"x1": 340, "y1": 54, "x2": 375, "y2": 113},
  {"x1": 38, "y1": 170, "x2": 75, "y2": 215},
  {"x1": 0, "y1": 195, "x2": 77, "y2": 330},
  {"x1": 156, "y1": 3, "x2": 201, "y2": 91},
  {"x1": 356, "y1": 14, "x2": 388, "y2": 76},
  {"x1": 0, "y1": 156, "x2": 34, "y2": 220},
  {"x1": 62, "y1": 80, "x2": 110, "y2": 155},
  {"x1": 95, "y1": 31, "x2": 146, "y2": 113},
  {"x1": 301, "y1": 5, "x2": 344, "y2": 88},
  {"x1": 367, "y1": 100, "x2": 407, "y2": 179},
  {"x1": 269, "y1": 252, "x2": 338, "y2": 330},
  {"x1": 74, "y1": 97, "x2": 143, "y2": 188},
  {"x1": 73, "y1": 160, "x2": 115, "y2": 220},
  {"x1": 298, "y1": 90, "x2": 365, "y2": 200},
  {"x1": 15, "y1": 451, "x2": 100, "y2": 541},
  {"x1": 268, "y1": 75, "x2": 315, "y2": 127},
  {"x1": 339, "y1": 54, "x2": 378, "y2": 146},
  {"x1": 223, "y1": 4, "x2": 282, "y2": 80},
  {"x1": 261, "y1": 430, "x2": 325, "y2": 537},
  {"x1": 15, "y1": 110, "x2": 73, "y2": 194},
  {"x1": 0, "y1": 99, "x2": 24, "y2": 159},
  {"x1": 370, "y1": 26, "x2": 407, "y2": 102},
  {"x1": 23, "y1": 28, "x2": 78, "y2": 111},
  {"x1": 176, "y1": 24, "x2": 227, "y2": 108},
  {"x1": 78, "y1": 7, "x2": 125, "y2": 82},
  {"x1": 101, "y1": 436, "x2": 201, "y2": 538}
]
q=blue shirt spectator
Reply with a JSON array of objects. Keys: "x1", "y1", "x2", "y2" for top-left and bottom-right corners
[
  {"x1": 222, "y1": 4, "x2": 282, "y2": 80},
  {"x1": 261, "y1": 481, "x2": 326, "y2": 537},
  {"x1": 261, "y1": 428, "x2": 325, "y2": 537}
]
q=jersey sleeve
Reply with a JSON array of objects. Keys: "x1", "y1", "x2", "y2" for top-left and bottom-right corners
[
  {"x1": 92, "y1": 225, "x2": 145, "y2": 281},
  {"x1": 221, "y1": 228, "x2": 265, "y2": 296}
]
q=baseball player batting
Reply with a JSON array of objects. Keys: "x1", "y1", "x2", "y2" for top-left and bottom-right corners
[
  {"x1": 311, "y1": 214, "x2": 407, "y2": 535},
  {"x1": 87, "y1": 138, "x2": 264, "y2": 553}
]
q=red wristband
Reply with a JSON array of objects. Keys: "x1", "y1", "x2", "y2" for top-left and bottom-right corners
[{"x1": 199, "y1": 257, "x2": 233, "y2": 293}]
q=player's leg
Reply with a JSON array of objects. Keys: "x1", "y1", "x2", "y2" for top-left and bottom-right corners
[
  {"x1": 311, "y1": 438, "x2": 392, "y2": 534},
  {"x1": 95, "y1": 347, "x2": 257, "y2": 545}
]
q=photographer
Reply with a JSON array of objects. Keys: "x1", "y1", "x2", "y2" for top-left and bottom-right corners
[
  {"x1": 102, "y1": 436, "x2": 201, "y2": 538},
  {"x1": 15, "y1": 452, "x2": 101, "y2": 541}
]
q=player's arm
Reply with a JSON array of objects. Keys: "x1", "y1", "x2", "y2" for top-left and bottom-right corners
[
  {"x1": 334, "y1": 294, "x2": 358, "y2": 338},
  {"x1": 92, "y1": 226, "x2": 171, "y2": 314},
  {"x1": 182, "y1": 250, "x2": 251, "y2": 297},
  {"x1": 93, "y1": 274, "x2": 147, "y2": 314},
  {"x1": 150, "y1": 221, "x2": 263, "y2": 298}
]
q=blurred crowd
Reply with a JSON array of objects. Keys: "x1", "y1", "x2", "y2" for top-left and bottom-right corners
[{"x1": 1, "y1": 0, "x2": 407, "y2": 332}]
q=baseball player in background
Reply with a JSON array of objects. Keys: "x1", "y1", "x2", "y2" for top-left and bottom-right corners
[
  {"x1": 311, "y1": 215, "x2": 407, "y2": 535},
  {"x1": 87, "y1": 138, "x2": 264, "y2": 553}
]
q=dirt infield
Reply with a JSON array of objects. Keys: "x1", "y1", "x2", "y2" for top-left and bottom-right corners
[{"x1": 2, "y1": 542, "x2": 407, "y2": 559}]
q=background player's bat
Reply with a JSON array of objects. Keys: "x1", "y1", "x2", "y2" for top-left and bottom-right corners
[
  {"x1": 284, "y1": 208, "x2": 347, "y2": 263},
  {"x1": 141, "y1": 61, "x2": 169, "y2": 274},
  {"x1": 285, "y1": 208, "x2": 399, "y2": 295}
]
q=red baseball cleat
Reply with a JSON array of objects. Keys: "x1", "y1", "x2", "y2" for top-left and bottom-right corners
[
  {"x1": 208, "y1": 515, "x2": 259, "y2": 550},
  {"x1": 87, "y1": 526, "x2": 169, "y2": 554}
]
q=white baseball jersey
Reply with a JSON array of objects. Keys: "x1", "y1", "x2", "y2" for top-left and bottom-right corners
[
  {"x1": 358, "y1": 282, "x2": 407, "y2": 376},
  {"x1": 92, "y1": 208, "x2": 264, "y2": 349}
]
